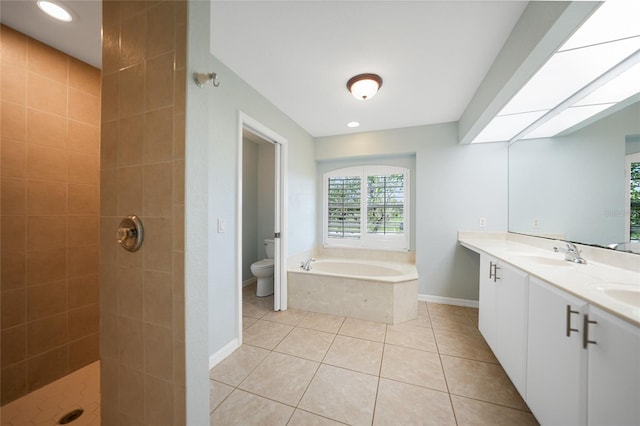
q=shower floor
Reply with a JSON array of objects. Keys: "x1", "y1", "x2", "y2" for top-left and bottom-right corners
[{"x1": 1, "y1": 361, "x2": 100, "y2": 426}]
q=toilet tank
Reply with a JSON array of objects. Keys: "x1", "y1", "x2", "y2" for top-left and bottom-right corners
[{"x1": 264, "y1": 239, "x2": 275, "y2": 259}]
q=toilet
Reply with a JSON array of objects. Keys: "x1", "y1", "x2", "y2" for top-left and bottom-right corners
[{"x1": 250, "y1": 239, "x2": 275, "y2": 297}]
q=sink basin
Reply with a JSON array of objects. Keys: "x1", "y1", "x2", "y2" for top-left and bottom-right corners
[
  {"x1": 591, "y1": 282, "x2": 640, "y2": 308},
  {"x1": 513, "y1": 254, "x2": 570, "y2": 267}
]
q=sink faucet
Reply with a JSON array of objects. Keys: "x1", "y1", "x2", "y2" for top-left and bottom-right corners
[
  {"x1": 553, "y1": 242, "x2": 587, "y2": 264},
  {"x1": 300, "y1": 258, "x2": 315, "y2": 271}
]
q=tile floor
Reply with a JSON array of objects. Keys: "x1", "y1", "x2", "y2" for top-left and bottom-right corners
[
  {"x1": 209, "y1": 284, "x2": 539, "y2": 425},
  {"x1": 0, "y1": 361, "x2": 100, "y2": 426}
]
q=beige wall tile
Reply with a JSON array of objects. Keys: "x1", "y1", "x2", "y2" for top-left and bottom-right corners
[
  {"x1": 27, "y1": 72, "x2": 66, "y2": 116},
  {"x1": 27, "y1": 313, "x2": 67, "y2": 356},
  {"x1": 120, "y1": 13, "x2": 147, "y2": 69},
  {"x1": 69, "y1": 88, "x2": 100, "y2": 126},
  {"x1": 1, "y1": 177, "x2": 26, "y2": 214},
  {"x1": 27, "y1": 346, "x2": 68, "y2": 391},
  {"x1": 26, "y1": 179, "x2": 67, "y2": 215},
  {"x1": 68, "y1": 215, "x2": 99, "y2": 247},
  {"x1": 173, "y1": 113, "x2": 185, "y2": 160},
  {"x1": 26, "y1": 216, "x2": 66, "y2": 251},
  {"x1": 1, "y1": 101, "x2": 26, "y2": 141},
  {"x1": 144, "y1": 323, "x2": 173, "y2": 381},
  {"x1": 1, "y1": 288, "x2": 26, "y2": 328},
  {"x1": 100, "y1": 121, "x2": 118, "y2": 170},
  {"x1": 100, "y1": 312, "x2": 118, "y2": 360},
  {"x1": 26, "y1": 108, "x2": 66, "y2": 148},
  {"x1": 1, "y1": 325, "x2": 26, "y2": 367},
  {"x1": 143, "y1": 270, "x2": 172, "y2": 327},
  {"x1": 68, "y1": 304, "x2": 99, "y2": 340},
  {"x1": 26, "y1": 249, "x2": 66, "y2": 285},
  {"x1": 174, "y1": 67, "x2": 186, "y2": 114},
  {"x1": 101, "y1": 72, "x2": 119, "y2": 122},
  {"x1": 68, "y1": 152, "x2": 99, "y2": 185},
  {"x1": 68, "y1": 274, "x2": 99, "y2": 309},
  {"x1": 69, "y1": 58, "x2": 101, "y2": 97},
  {"x1": 100, "y1": 217, "x2": 120, "y2": 266},
  {"x1": 117, "y1": 166, "x2": 143, "y2": 216},
  {"x1": 146, "y1": 2, "x2": 175, "y2": 58},
  {"x1": 1, "y1": 140, "x2": 26, "y2": 178},
  {"x1": 144, "y1": 53, "x2": 174, "y2": 111},
  {"x1": 172, "y1": 206, "x2": 184, "y2": 251},
  {"x1": 27, "y1": 145, "x2": 67, "y2": 181},
  {"x1": 119, "y1": 64, "x2": 145, "y2": 118},
  {"x1": 142, "y1": 217, "x2": 172, "y2": 272},
  {"x1": 1, "y1": 362, "x2": 27, "y2": 405},
  {"x1": 1, "y1": 251, "x2": 26, "y2": 291},
  {"x1": 1, "y1": 63, "x2": 27, "y2": 105},
  {"x1": 118, "y1": 114, "x2": 144, "y2": 166},
  {"x1": 119, "y1": 366, "x2": 145, "y2": 422},
  {"x1": 100, "y1": 266, "x2": 118, "y2": 315},
  {"x1": 1, "y1": 26, "x2": 27, "y2": 67},
  {"x1": 144, "y1": 375, "x2": 174, "y2": 425},
  {"x1": 118, "y1": 266, "x2": 143, "y2": 319},
  {"x1": 27, "y1": 281, "x2": 67, "y2": 321},
  {"x1": 2, "y1": 215, "x2": 25, "y2": 251},
  {"x1": 143, "y1": 163, "x2": 172, "y2": 217},
  {"x1": 118, "y1": 316, "x2": 144, "y2": 371},
  {"x1": 68, "y1": 244, "x2": 99, "y2": 277},
  {"x1": 68, "y1": 332, "x2": 99, "y2": 371},
  {"x1": 143, "y1": 107, "x2": 173, "y2": 163},
  {"x1": 68, "y1": 121, "x2": 100, "y2": 155},
  {"x1": 172, "y1": 160, "x2": 184, "y2": 205},
  {"x1": 101, "y1": 19, "x2": 120, "y2": 76},
  {"x1": 101, "y1": 169, "x2": 118, "y2": 217},
  {"x1": 68, "y1": 183, "x2": 99, "y2": 214},
  {"x1": 27, "y1": 39, "x2": 68, "y2": 84}
]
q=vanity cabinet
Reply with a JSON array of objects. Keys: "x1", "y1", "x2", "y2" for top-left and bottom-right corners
[
  {"x1": 587, "y1": 305, "x2": 640, "y2": 425},
  {"x1": 478, "y1": 253, "x2": 529, "y2": 396},
  {"x1": 526, "y1": 277, "x2": 588, "y2": 426}
]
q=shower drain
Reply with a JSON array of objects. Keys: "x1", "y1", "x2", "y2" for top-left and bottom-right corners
[{"x1": 58, "y1": 408, "x2": 84, "y2": 424}]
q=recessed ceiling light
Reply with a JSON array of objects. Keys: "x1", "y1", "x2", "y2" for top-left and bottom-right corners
[
  {"x1": 346, "y1": 121, "x2": 360, "y2": 128},
  {"x1": 37, "y1": 0, "x2": 73, "y2": 22}
]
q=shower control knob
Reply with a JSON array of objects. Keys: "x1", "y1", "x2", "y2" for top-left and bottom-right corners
[{"x1": 117, "y1": 215, "x2": 144, "y2": 252}]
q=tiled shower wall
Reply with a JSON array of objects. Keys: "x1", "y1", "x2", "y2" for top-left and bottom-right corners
[
  {"x1": 100, "y1": 1, "x2": 186, "y2": 424},
  {"x1": 0, "y1": 25, "x2": 101, "y2": 405}
]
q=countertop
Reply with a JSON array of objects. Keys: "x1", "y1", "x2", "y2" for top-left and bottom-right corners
[{"x1": 458, "y1": 233, "x2": 640, "y2": 327}]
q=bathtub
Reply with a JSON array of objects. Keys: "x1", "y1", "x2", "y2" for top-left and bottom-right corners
[{"x1": 288, "y1": 258, "x2": 418, "y2": 324}]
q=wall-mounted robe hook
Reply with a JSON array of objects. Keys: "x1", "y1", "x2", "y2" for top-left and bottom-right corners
[{"x1": 193, "y1": 72, "x2": 220, "y2": 87}]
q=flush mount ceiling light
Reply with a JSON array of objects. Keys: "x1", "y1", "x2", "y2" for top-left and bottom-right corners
[
  {"x1": 347, "y1": 73, "x2": 383, "y2": 100},
  {"x1": 37, "y1": 0, "x2": 73, "y2": 22},
  {"x1": 346, "y1": 121, "x2": 360, "y2": 128}
]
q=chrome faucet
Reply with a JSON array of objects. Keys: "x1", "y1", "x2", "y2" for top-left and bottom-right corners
[
  {"x1": 553, "y1": 242, "x2": 587, "y2": 264},
  {"x1": 300, "y1": 258, "x2": 315, "y2": 271}
]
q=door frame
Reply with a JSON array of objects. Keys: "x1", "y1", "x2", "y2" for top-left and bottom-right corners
[
  {"x1": 625, "y1": 152, "x2": 640, "y2": 242},
  {"x1": 236, "y1": 112, "x2": 288, "y2": 343}
]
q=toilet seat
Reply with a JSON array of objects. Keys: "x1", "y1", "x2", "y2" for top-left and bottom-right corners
[{"x1": 252, "y1": 259, "x2": 274, "y2": 269}]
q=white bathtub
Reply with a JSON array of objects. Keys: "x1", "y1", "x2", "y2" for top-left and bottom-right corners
[{"x1": 288, "y1": 258, "x2": 418, "y2": 324}]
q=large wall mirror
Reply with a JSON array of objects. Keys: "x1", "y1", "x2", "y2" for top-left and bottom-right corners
[{"x1": 509, "y1": 101, "x2": 640, "y2": 253}]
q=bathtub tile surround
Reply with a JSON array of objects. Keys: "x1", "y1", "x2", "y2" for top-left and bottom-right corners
[
  {"x1": 0, "y1": 25, "x2": 100, "y2": 405},
  {"x1": 100, "y1": 1, "x2": 187, "y2": 424},
  {"x1": 209, "y1": 284, "x2": 538, "y2": 425}
]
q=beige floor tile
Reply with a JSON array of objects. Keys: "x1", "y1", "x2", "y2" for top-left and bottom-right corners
[
  {"x1": 242, "y1": 299, "x2": 272, "y2": 319},
  {"x1": 429, "y1": 310, "x2": 479, "y2": 334},
  {"x1": 238, "y1": 352, "x2": 318, "y2": 406},
  {"x1": 288, "y1": 409, "x2": 347, "y2": 426},
  {"x1": 262, "y1": 308, "x2": 308, "y2": 325},
  {"x1": 441, "y1": 355, "x2": 529, "y2": 410},
  {"x1": 243, "y1": 319, "x2": 293, "y2": 350},
  {"x1": 209, "y1": 344, "x2": 270, "y2": 386},
  {"x1": 465, "y1": 307, "x2": 479, "y2": 325},
  {"x1": 427, "y1": 302, "x2": 469, "y2": 316},
  {"x1": 209, "y1": 380, "x2": 233, "y2": 413},
  {"x1": 401, "y1": 308, "x2": 432, "y2": 328},
  {"x1": 209, "y1": 389, "x2": 293, "y2": 426},
  {"x1": 242, "y1": 316, "x2": 257, "y2": 330},
  {"x1": 299, "y1": 364, "x2": 378, "y2": 426},
  {"x1": 298, "y1": 311, "x2": 345, "y2": 333},
  {"x1": 373, "y1": 378, "x2": 456, "y2": 426},
  {"x1": 338, "y1": 317, "x2": 387, "y2": 342},
  {"x1": 324, "y1": 335, "x2": 383, "y2": 376},
  {"x1": 385, "y1": 323, "x2": 437, "y2": 352},
  {"x1": 274, "y1": 327, "x2": 335, "y2": 362},
  {"x1": 433, "y1": 327, "x2": 498, "y2": 363},
  {"x1": 380, "y1": 344, "x2": 448, "y2": 392},
  {"x1": 451, "y1": 395, "x2": 539, "y2": 426}
]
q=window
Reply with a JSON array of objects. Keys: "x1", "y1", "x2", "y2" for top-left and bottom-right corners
[{"x1": 324, "y1": 166, "x2": 410, "y2": 250}]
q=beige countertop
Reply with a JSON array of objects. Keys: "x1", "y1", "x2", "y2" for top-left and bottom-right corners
[{"x1": 458, "y1": 232, "x2": 640, "y2": 327}]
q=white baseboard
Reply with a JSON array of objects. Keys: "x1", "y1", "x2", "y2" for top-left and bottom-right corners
[
  {"x1": 242, "y1": 277, "x2": 257, "y2": 287},
  {"x1": 418, "y1": 294, "x2": 479, "y2": 308},
  {"x1": 209, "y1": 338, "x2": 239, "y2": 370}
]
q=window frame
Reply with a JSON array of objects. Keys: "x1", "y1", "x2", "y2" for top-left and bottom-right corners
[{"x1": 323, "y1": 165, "x2": 410, "y2": 251}]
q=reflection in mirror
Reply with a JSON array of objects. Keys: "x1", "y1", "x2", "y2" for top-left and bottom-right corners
[{"x1": 509, "y1": 102, "x2": 640, "y2": 253}]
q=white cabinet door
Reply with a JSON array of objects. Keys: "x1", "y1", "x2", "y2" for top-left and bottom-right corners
[
  {"x1": 527, "y1": 277, "x2": 588, "y2": 426},
  {"x1": 494, "y1": 262, "x2": 529, "y2": 396},
  {"x1": 478, "y1": 253, "x2": 499, "y2": 348},
  {"x1": 587, "y1": 305, "x2": 640, "y2": 426}
]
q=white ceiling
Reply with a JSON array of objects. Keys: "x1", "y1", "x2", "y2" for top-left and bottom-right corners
[{"x1": 0, "y1": 0, "x2": 531, "y2": 138}]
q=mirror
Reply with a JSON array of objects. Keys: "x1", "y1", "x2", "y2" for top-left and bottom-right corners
[{"x1": 508, "y1": 101, "x2": 640, "y2": 253}]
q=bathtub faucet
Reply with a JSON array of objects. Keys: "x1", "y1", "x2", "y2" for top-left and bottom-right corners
[{"x1": 300, "y1": 258, "x2": 315, "y2": 271}]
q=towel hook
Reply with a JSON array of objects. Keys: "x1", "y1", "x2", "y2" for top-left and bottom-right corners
[{"x1": 193, "y1": 72, "x2": 220, "y2": 88}]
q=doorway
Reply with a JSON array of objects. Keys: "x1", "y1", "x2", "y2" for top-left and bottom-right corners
[
  {"x1": 625, "y1": 152, "x2": 640, "y2": 242},
  {"x1": 237, "y1": 113, "x2": 288, "y2": 343}
]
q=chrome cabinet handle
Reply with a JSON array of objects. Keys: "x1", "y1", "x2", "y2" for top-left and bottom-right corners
[
  {"x1": 582, "y1": 314, "x2": 597, "y2": 349},
  {"x1": 117, "y1": 215, "x2": 144, "y2": 252},
  {"x1": 566, "y1": 305, "x2": 580, "y2": 336},
  {"x1": 489, "y1": 262, "x2": 501, "y2": 282}
]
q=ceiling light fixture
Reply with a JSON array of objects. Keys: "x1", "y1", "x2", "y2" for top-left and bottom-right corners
[
  {"x1": 346, "y1": 121, "x2": 360, "y2": 128},
  {"x1": 347, "y1": 73, "x2": 383, "y2": 100},
  {"x1": 37, "y1": 0, "x2": 73, "y2": 22}
]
